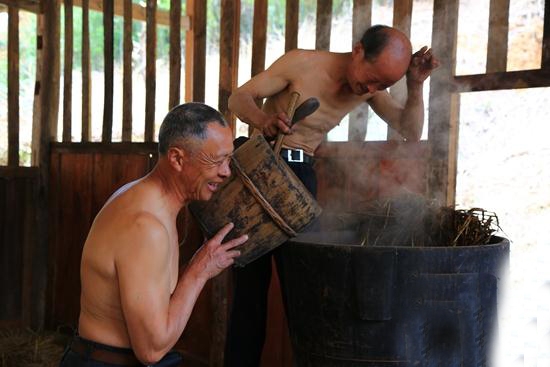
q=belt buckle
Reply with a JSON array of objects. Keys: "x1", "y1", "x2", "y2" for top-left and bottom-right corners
[{"x1": 287, "y1": 149, "x2": 304, "y2": 163}]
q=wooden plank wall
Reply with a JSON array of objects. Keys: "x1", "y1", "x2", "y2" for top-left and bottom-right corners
[{"x1": 0, "y1": 168, "x2": 39, "y2": 328}]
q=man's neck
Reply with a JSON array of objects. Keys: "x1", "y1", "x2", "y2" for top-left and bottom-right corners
[{"x1": 145, "y1": 163, "x2": 187, "y2": 219}]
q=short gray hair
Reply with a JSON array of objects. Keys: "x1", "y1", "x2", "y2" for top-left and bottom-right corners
[{"x1": 158, "y1": 103, "x2": 228, "y2": 155}]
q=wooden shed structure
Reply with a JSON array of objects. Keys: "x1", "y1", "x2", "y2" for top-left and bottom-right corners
[{"x1": 0, "y1": 0, "x2": 549, "y2": 366}]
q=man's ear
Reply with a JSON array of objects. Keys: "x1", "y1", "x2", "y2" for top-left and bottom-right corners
[
  {"x1": 166, "y1": 147, "x2": 186, "y2": 172},
  {"x1": 352, "y1": 42, "x2": 364, "y2": 57}
]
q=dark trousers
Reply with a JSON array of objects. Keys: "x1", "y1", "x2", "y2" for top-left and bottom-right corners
[
  {"x1": 224, "y1": 159, "x2": 317, "y2": 367},
  {"x1": 59, "y1": 335, "x2": 183, "y2": 367}
]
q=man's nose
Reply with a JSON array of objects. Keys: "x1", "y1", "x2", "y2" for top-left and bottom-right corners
[{"x1": 219, "y1": 160, "x2": 231, "y2": 178}]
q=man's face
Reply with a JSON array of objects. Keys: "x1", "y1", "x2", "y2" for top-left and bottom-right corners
[
  {"x1": 348, "y1": 43, "x2": 410, "y2": 95},
  {"x1": 182, "y1": 123, "x2": 234, "y2": 201}
]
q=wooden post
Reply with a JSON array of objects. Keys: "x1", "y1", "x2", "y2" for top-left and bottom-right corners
[
  {"x1": 428, "y1": 0, "x2": 460, "y2": 206},
  {"x1": 169, "y1": 0, "x2": 182, "y2": 109},
  {"x1": 212, "y1": 2, "x2": 240, "y2": 364},
  {"x1": 7, "y1": 6, "x2": 19, "y2": 166},
  {"x1": 81, "y1": 0, "x2": 91, "y2": 141},
  {"x1": 145, "y1": 0, "x2": 157, "y2": 142},
  {"x1": 285, "y1": 0, "x2": 298, "y2": 52},
  {"x1": 102, "y1": 0, "x2": 114, "y2": 142},
  {"x1": 218, "y1": 0, "x2": 240, "y2": 132},
  {"x1": 62, "y1": 0, "x2": 73, "y2": 142},
  {"x1": 252, "y1": 0, "x2": 267, "y2": 76},
  {"x1": 486, "y1": 0, "x2": 509, "y2": 73},
  {"x1": 185, "y1": 0, "x2": 206, "y2": 102},
  {"x1": 122, "y1": 0, "x2": 132, "y2": 141},
  {"x1": 542, "y1": 0, "x2": 550, "y2": 68},
  {"x1": 348, "y1": 0, "x2": 372, "y2": 142},
  {"x1": 387, "y1": 0, "x2": 413, "y2": 141},
  {"x1": 34, "y1": 0, "x2": 61, "y2": 328},
  {"x1": 316, "y1": 0, "x2": 332, "y2": 51}
]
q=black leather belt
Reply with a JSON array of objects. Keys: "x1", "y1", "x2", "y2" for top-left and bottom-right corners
[
  {"x1": 280, "y1": 148, "x2": 314, "y2": 164},
  {"x1": 70, "y1": 336, "x2": 143, "y2": 366}
]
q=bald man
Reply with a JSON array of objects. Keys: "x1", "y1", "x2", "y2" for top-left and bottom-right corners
[{"x1": 224, "y1": 25, "x2": 439, "y2": 367}]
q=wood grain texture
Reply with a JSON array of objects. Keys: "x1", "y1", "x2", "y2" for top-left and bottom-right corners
[
  {"x1": 145, "y1": 0, "x2": 157, "y2": 142},
  {"x1": 7, "y1": 6, "x2": 19, "y2": 166},
  {"x1": 122, "y1": 0, "x2": 133, "y2": 141}
]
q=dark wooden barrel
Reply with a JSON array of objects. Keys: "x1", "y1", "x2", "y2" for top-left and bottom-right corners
[
  {"x1": 280, "y1": 230, "x2": 509, "y2": 367},
  {"x1": 189, "y1": 135, "x2": 321, "y2": 266}
]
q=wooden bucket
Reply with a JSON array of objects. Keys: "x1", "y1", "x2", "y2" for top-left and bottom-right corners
[{"x1": 189, "y1": 135, "x2": 322, "y2": 267}]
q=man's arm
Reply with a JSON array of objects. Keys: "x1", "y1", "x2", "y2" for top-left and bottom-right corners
[
  {"x1": 367, "y1": 47, "x2": 440, "y2": 141},
  {"x1": 229, "y1": 50, "x2": 305, "y2": 137},
  {"x1": 117, "y1": 217, "x2": 245, "y2": 364}
]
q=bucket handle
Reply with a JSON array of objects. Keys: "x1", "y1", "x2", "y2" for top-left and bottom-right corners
[{"x1": 274, "y1": 91, "x2": 300, "y2": 155}]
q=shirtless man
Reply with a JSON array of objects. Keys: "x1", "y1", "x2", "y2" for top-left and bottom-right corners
[
  {"x1": 224, "y1": 25, "x2": 439, "y2": 366},
  {"x1": 59, "y1": 103, "x2": 248, "y2": 367}
]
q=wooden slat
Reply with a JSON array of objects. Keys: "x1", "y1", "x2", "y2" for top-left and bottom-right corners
[
  {"x1": 7, "y1": 6, "x2": 19, "y2": 166},
  {"x1": 387, "y1": 0, "x2": 413, "y2": 141},
  {"x1": 21, "y1": 178, "x2": 37, "y2": 326},
  {"x1": 285, "y1": 0, "x2": 299, "y2": 51},
  {"x1": 62, "y1": 0, "x2": 73, "y2": 142},
  {"x1": 453, "y1": 68, "x2": 550, "y2": 92},
  {"x1": 31, "y1": 10, "x2": 43, "y2": 166},
  {"x1": 71, "y1": 0, "x2": 189, "y2": 29},
  {"x1": 185, "y1": 0, "x2": 206, "y2": 102},
  {"x1": 102, "y1": 0, "x2": 114, "y2": 142},
  {"x1": 214, "y1": 2, "x2": 240, "y2": 362},
  {"x1": 428, "y1": 0, "x2": 460, "y2": 206},
  {"x1": 0, "y1": 166, "x2": 40, "y2": 178},
  {"x1": 348, "y1": 0, "x2": 372, "y2": 142},
  {"x1": 0, "y1": 0, "x2": 190, "y2": 28},
  {"x1": 316, "y1": 0, "x2": 332, "y2": 51},
  {"x1": 145, "y1": 0, "x2": 156, "y2": 142},
  {"x1": 51, "y1": 142, "x2": 158, "y2": 154},
  {"x1": 122, "y1": 0, "x2": 132, "y2": 141},
  {"x1": 218, "y1": 0, "x2": 240, "y2": 133},
  {"x1": 486, "y1": 0, "x2": 509, "y2": 73},
  {"x1": 169, "y1": 0, "x2": 182, "y2": 109},
  {"x1": 543, "y1": 0, "x2": 550, "y2": 68},
  {"x1": 252, "y1": 0, "x2": 267, "y2": 76},
  {"x1": 35, "y1": 0, "x2": 61, "y2": 329},
  {"x1": 82, "y1": 0, "x2": 91, "y2": 141},
  {"x1": 0, "y1": 0, "x2": 39, "y2": 13}
]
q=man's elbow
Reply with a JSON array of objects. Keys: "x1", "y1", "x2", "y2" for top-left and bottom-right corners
[{"x1": 135, "y1": 347, "x2": 168, "y2": 365}]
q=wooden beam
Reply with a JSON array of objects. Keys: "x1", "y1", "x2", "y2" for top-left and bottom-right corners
[
  {"x1": 348, "y1": 0, "x2": 372, "y2": 142},
  {"x1": 169, "y1": 0, "x2": 182, "y2": 109},
  {"x1": 213, "y1": 1, "x2": 240, "y2": 363},
  {"x1": 81, "y1": 0, "x2": 91, "y2": 141},
  {"x1": 543, "y1": 0, "x2": 550, "y2": 68},
  {"x1": 252, "y1": 0, "x2": 267, "y2": 76},
  {"x1": 8, "y1": 6, "x2": 19, "y2": 167},
  {"x1": 62, "y1": 0, "x2": 73, "y2": 142},
  {"x1": 453, "y1": 68, "x2": 550, "y2": 92},
  {"x1": 250, "y1": 0, "x2": 268, "y2": 134},
  {"x1": 144, "y1": 0, "x2": 157, "y2": 142},
  {"x1": 102, "y1": 0, "x2": 114, "y2": 142},
  {"x1": 388, "y1": 0, "x2": 413, "y2": 141},
  {"x1": 285, "y1": 0, "x2": 299, "y2": 51},
  {"x1": 316, "y1": 0, "x2": 332, "y2": 51},
  {"x1": 35, "y1": 0, "x2": 61, "y2": 329},
  {"x1": 428, "y1": 0, "x2": 460, "y2": 206},
  {"x1": 185, "y1": 0, "x2": 206, "y2": 102},
  {"x1": 218, "y1": 0, "x2": 240, "y2": 133},
  {"x1": 0, "y1": 0, "x2": 39, "y2": 13},
  {"x1": 486, "y1": 0, "x2": 509, "y2": 73},
  {"x1": 122, "y1": 0, "x2": 132, "y2": 141}
]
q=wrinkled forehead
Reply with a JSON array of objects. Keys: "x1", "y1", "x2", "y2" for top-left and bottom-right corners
[{"x1": 199, "y1": 122, "x2": 234, "y2": 155}]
